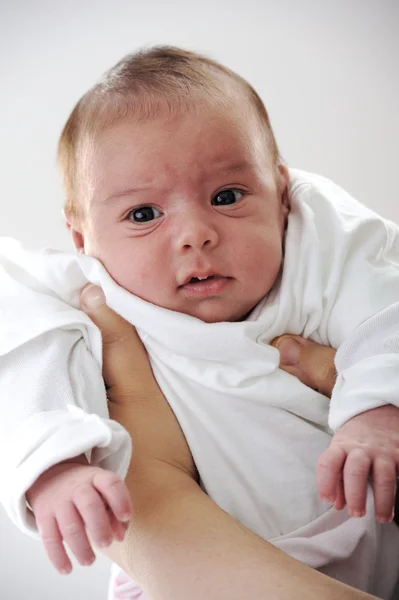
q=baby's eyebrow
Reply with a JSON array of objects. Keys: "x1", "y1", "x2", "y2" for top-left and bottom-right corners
[
  {"x1": 95, "y1": 161, "x2": 256, "y2": 205},
  {"x1": 214, "y1": 160, "x2": 256, "y2": 174},
  {"x1": 99, "y1": 184, "x2": 154, "y2": 205}
]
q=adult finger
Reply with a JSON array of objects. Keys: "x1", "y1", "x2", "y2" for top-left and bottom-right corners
[
  {"x1": 80, "y1": 285, "x2": 156, "y2": 402},
  {"x1": 271, "y1": 335, "x2": 337, "y2": 398}
]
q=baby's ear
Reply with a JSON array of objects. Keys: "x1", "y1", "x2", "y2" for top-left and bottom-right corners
[
  {"x1": 63, "y1": 209, "x2": 85, "y2": 253},
  {"x1": 278, "y1": 164, "x2": 291, "y2": 214},
  {"x1": 63, "y1": 208, "x2": 72, "y2": 231}
]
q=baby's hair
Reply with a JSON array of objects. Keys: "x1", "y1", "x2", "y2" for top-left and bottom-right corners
[{"x1": 58, "y1": 46, "x2": 281, "y2": 218}]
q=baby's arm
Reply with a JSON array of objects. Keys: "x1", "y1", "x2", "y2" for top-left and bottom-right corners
[
  {"x1": 0, "y1": 328, "x2": 132, "y2": 569},
  {"x1": 0, "y1": 240, "x2": 133, "y2": 569},
  {"x1": 298, "y1": 177, "x2": 399, "y2": 522},
  {"x1": 26, "y1": 454, "x2": 131, "y2": 573},
  {"x1": 318, "y1": 405, "x2": 399, "y2": 521},
  {"x1": 273, "y1": 335, "x2": 399, "y2": 523},
  {"x1": 319, "y1": 303, "x2": 399, "y2": 522}
]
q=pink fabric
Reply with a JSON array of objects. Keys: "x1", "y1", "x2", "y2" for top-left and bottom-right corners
[{"x1": 109, "y1": 568, "x2": 150, "y2": 600}]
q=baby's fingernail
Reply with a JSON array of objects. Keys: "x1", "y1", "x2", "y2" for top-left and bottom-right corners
[
  {"x1": 350, "y1": 510, "x2": 365, "y2": 518},
  {"x1": 81, "y1": 285, "x2": 106, "y2": 310},
  {"x1": 60, "y1": 565, "x2": 72, "y2": 575},
  {"x1": 321, "y1": 496, "x2": 333, "y2": 504},
  {"x1": 99, "y1": 537, "x2": 113, "y2": 547},
  {"x1": 83, "y1": 556, "x2": 95, "y2": 566},
  {"x1": 278, "y1": 338, "x2": 300, "y2": 366},
  {"x1": 377, "y1": 515, "x2": 392, "y2": 523},
  {"x1": 121, "y1": 513, "x2": 131, "y2": 522}
]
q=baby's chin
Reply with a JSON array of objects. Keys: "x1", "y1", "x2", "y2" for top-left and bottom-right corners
[
  {"x1": 140, "y1": 288, "x2": 262, "y2": 323},
  {"x1": 176, "y1": 301, "x2": 257, "y2": 324}
]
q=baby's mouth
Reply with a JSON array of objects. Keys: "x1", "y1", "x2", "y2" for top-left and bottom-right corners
[
  {"x1": 179, "y1": 274, "x2": 231, "y2": 296},
  {"x1": 179, "y1": 272, "x2": 219, "y2": 287},
  {"x1": 188, "y1": 275, "x2": 215, "y2": 284}
]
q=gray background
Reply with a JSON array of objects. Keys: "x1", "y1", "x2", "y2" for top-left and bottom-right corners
[{"x1": 0, "y1": 0, "x2": 398, "y2": 598}]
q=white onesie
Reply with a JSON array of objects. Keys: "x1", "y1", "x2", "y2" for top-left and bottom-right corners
[{"x1": 0, "y1": 170, "x2": 399, "y2": 598}]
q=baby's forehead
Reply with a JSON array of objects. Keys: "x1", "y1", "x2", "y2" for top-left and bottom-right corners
[
  {"x1": 90, "y1": 116, "x2": 266, "y2": 182},
  {"x1": 92, "y1": 98, "x2": 267, "y2": 155}
]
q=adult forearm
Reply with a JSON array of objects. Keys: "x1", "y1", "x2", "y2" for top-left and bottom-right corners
[
  {"x1": 79, "y1": 293, "x2": 382, "y2": 600},
  {"x1": 104, "y1": 461, "x2": 376, "y2": 600}
]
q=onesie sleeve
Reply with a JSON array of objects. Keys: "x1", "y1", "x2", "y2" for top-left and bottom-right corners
[
  {"x1": 299, "y1": 175, "x2": 399, "y2": 430},
  {"x1": 329, "y1": 303, "x2": 399, "y2": 430},
  {"x1": 0, "y1": 239, "x2": 132, "y2": 537},
  {"x1": 0, "y1": 329, "x2": 132, "y2": 537}
]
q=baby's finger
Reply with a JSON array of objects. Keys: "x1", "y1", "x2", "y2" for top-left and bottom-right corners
[
  {"x1": 56, "y1": 502, "x2": 96, "y2": 566},
  {"x1": 343, "y1": 449, "x2": 371, "y2": 517},
  {"x1": 72, "y1": 484, "x2": 114, "y2": 549},
  {"x1": 372, "y1": 456, "x2": 396, "y2": 523},
  {"x1": 334, "y1": 477, "x2": 346, "y2": 511},
  {"x1": 109, "y1": 511, "x2": 129, "y2": 542},
  {"x1": 93, "y1": 470, "x2": 132, "y2": 523},
  {"x1": 316, "y1": 445, "x2": 346, "y2": 503},
  {"x1": 38, "y1": 515, "x2": 72, "y2": 574}
]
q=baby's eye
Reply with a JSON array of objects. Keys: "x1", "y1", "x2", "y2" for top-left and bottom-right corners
[
  {"x1": 127, "y1": 206, "x2": 163, "y2": 223},
  {"x1": 211, "y1": 189, "x2": 244, "y2": 206}
]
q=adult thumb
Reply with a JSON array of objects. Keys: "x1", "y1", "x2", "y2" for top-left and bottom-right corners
[
  {"x1": 80, "y1": 284, "x2": 151, "y2": 395},
  {"x1": 271, "y1": 334, "x2": 337, "y2": 398}
]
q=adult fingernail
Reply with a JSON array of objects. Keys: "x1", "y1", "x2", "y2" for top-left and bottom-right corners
[
  {"x1": 81, "y1": 285, "x2": 106, "y2": 310},
  {"x1": 278, "y1": 338, "x2": 300, "y2": 366}
]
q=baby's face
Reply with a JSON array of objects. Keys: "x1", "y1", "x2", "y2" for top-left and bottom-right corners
[{"x1": 77, "y1": 107, "x2": 289, "y2": 322}]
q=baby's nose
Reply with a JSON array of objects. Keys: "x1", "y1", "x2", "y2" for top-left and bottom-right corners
[{"x1": 176, "y1": 215, "x2": 219, "y2": 251}]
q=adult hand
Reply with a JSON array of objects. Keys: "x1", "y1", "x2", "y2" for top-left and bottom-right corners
[
  {"x1": 80, "y1": 285, "x2": 161, "y2": 408},
  {"x1": 271, "y1": 334, "x2": 337, "y2": 396}
]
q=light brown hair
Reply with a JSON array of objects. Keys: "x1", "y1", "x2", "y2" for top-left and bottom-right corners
[{"x1": 58, "y1": 46, "x2": 281, "y2": 218}]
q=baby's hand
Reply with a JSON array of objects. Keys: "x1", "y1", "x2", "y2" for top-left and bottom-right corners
[
  {"x1": 27, "y1": 457, "x2": 132, "y2": 574},
  {"x1": 317, "y1": 405, "x2": 399, "y2": 522}
]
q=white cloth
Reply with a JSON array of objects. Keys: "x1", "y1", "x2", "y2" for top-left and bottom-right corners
[{"x1": 1, "y1": 169, "x2": 399, "y2": 598}]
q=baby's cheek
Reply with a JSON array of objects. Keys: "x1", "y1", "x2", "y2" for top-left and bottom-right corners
[
  {"x1": 106, "y1": 260, "x2": 144, "y2": 295},
  {"x1": 255, "y1": 235, "x2": 283, "y2": 274},
  {"x1": 108, "y1": 259, "x2": 162, "y2": 303},
  {"x1": 88, "y1": 232, "x2": 166, "y2": 300},
  {"x1": 253, "y1": 238, "x2": 283, "y2": 297}
]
